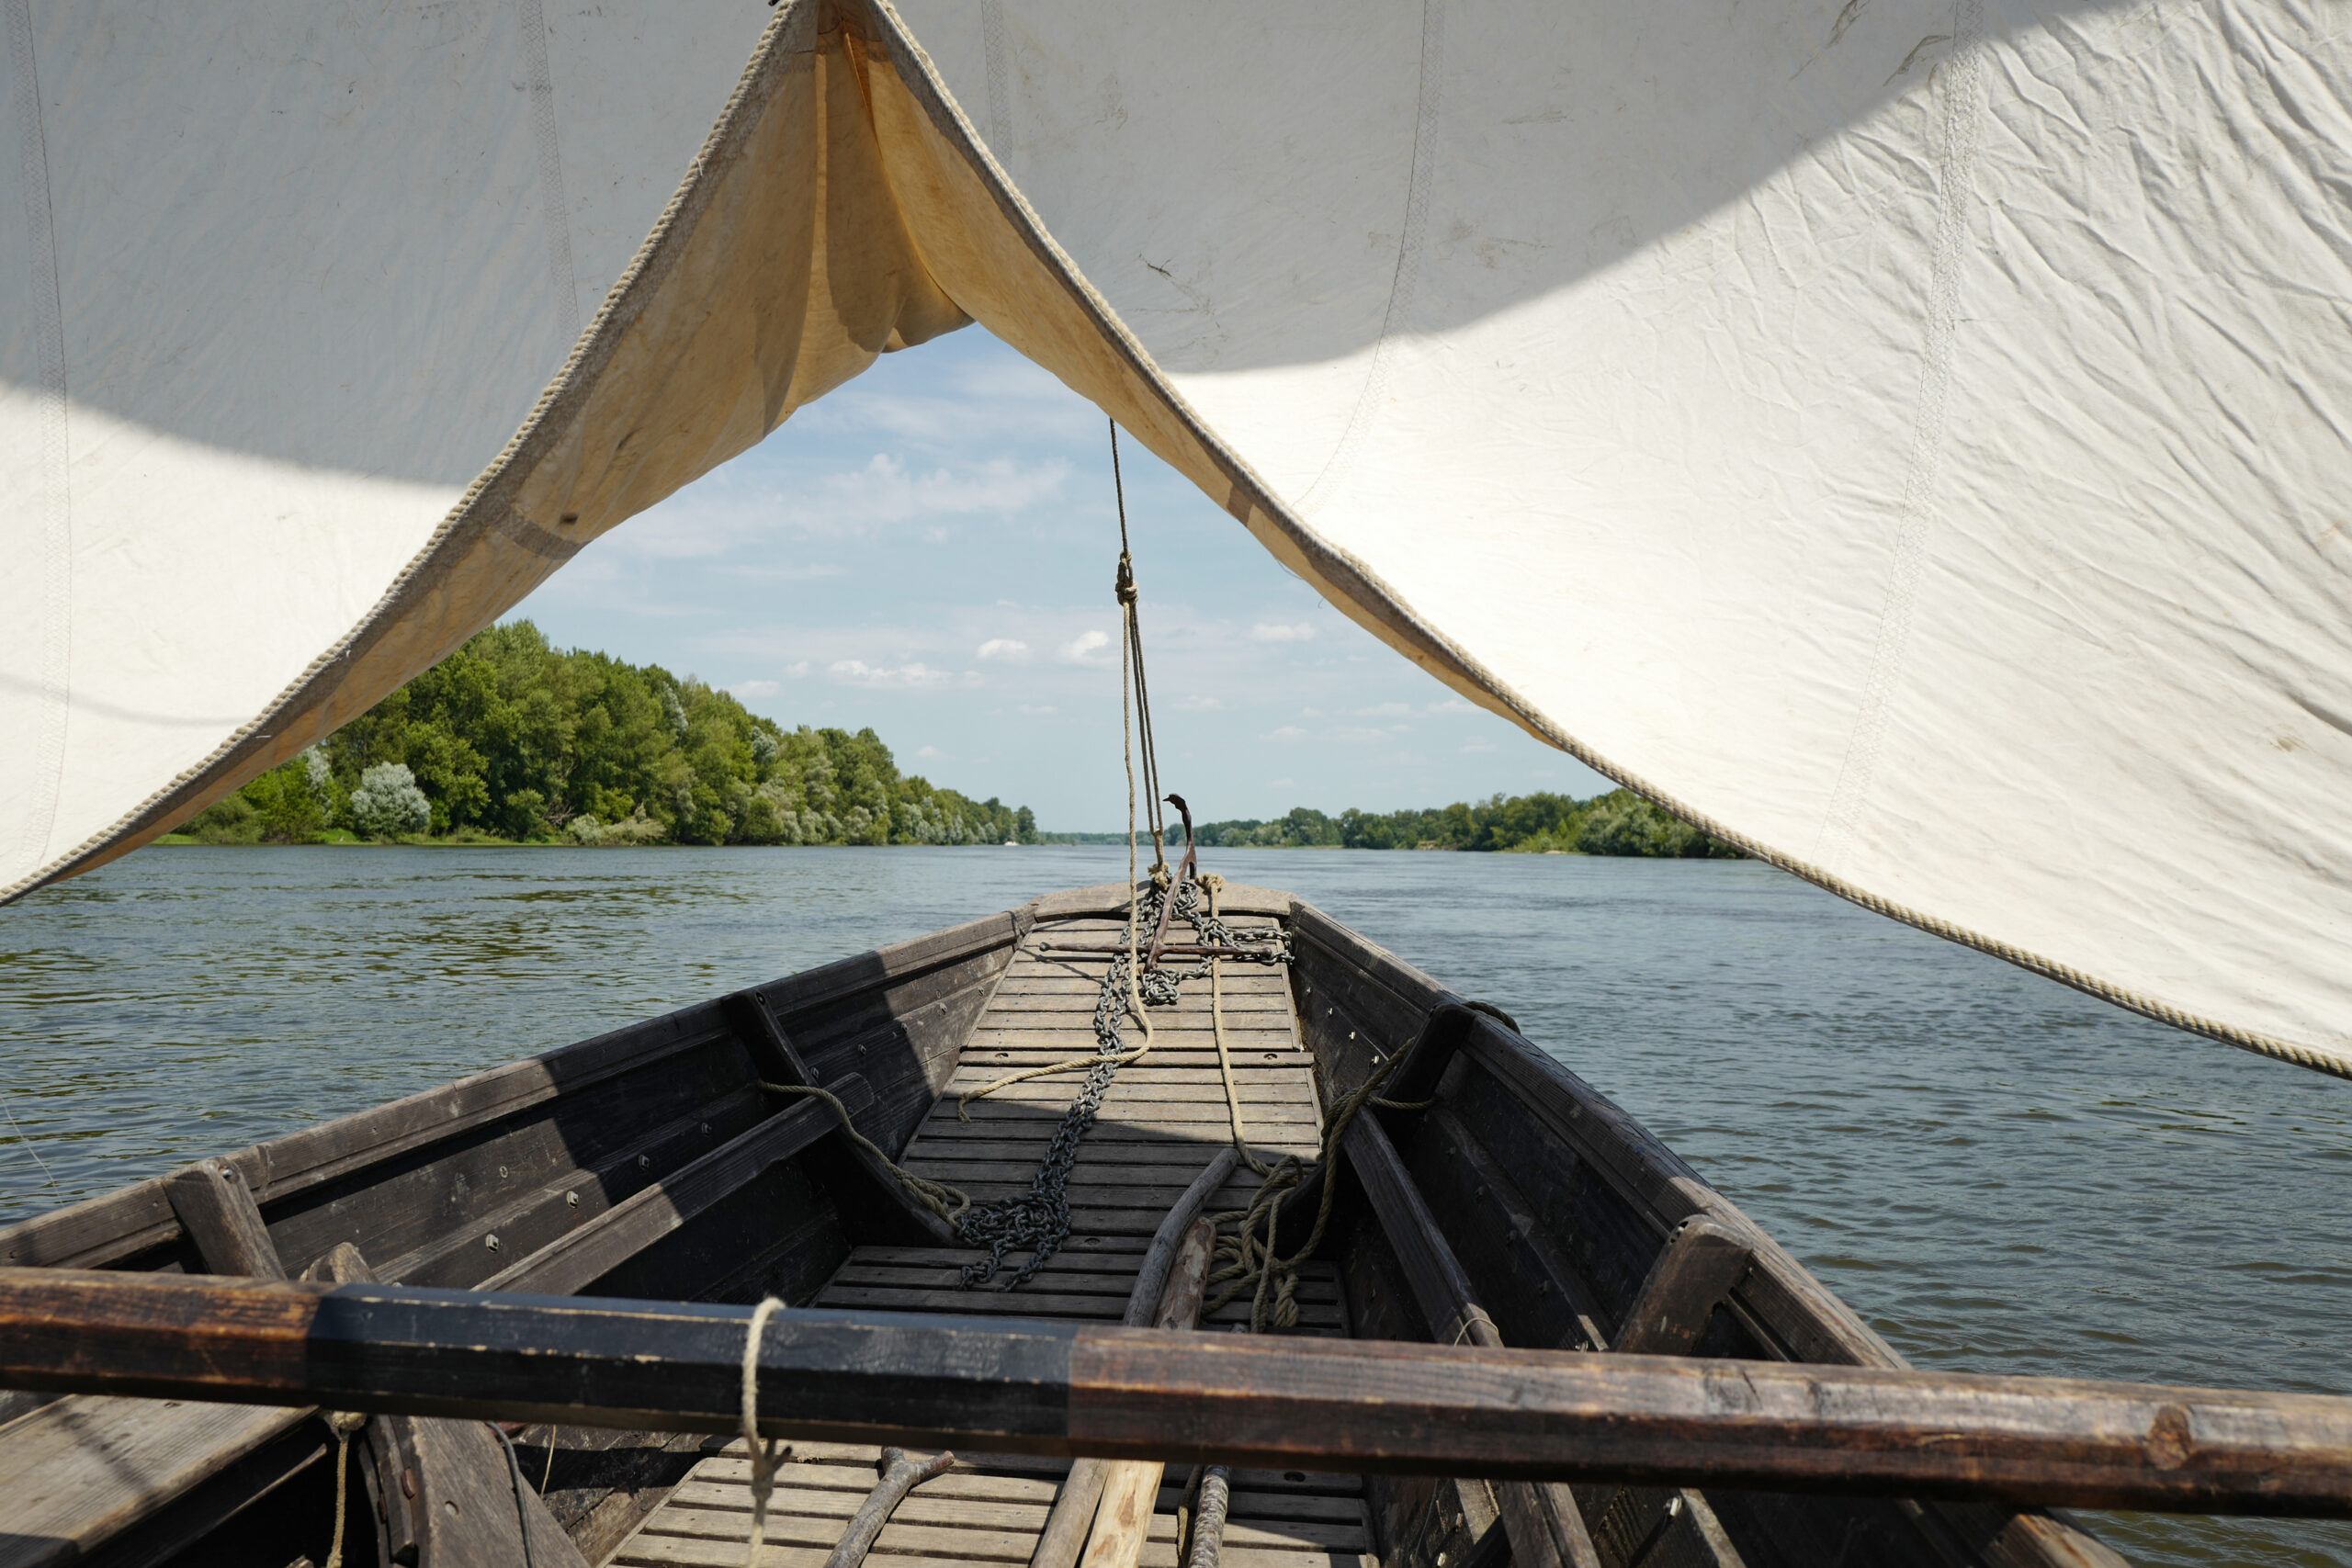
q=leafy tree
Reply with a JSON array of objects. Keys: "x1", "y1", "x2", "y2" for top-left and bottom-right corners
[
  {"x1": 1193, "y1": 787, "x2": 1739, "y2": 858},
  {"x1": 168, "y1": 621, "x2": 1035, "y2": 848},
  {"x1": 349, "y1": 762, "x2": 432, "y2": 839}
]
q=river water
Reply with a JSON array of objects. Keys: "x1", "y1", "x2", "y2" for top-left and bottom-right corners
[{"x1": 2, "y1": 846, "x2": 2345, "y2": 1566}]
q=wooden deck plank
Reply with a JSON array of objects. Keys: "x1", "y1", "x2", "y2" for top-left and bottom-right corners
[{"x1": 615, "y1": 919, "x2": 1365, "y2": 1568}]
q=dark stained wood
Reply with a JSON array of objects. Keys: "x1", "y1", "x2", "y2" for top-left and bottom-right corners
[
  {"x1": 1450, "y1": 1016, "x2": 1893, "y2": 1371},
  {"x1": 1375, "y1": 1004, "x2": 1484, "y2": 1115},
  {"x1": 480, "y1": 1079, "x2": 871, "y2": 1296},
  {"x1": 376, "y1": 1081, "x2": 770, "y2": 1291},
  {"x1": 728, "y1": 990, "x2": 961, "y2": 1248},
  {"x1": 1032, "y1": 1159, "x2": 1239, "y2": 1568},
  {"x1": 1339, "y1": 1113, "x2": 1601, "y2": 1568},
  {"x1": 1570, "y1": 1220, "x2": 1756, "y2": 1568},
  {"x1": 1339, "y1": 1116, "x2": 1490, "y2": 1350},
  {"x1": 1612, "y1": 1218, "x2": 1755, "y2": 1359},
  {"x1": 68, "y1": 1417, "x2": 331, "y2": 1568},
  {"x1": 1403, "y1": 1107, "x2": 1608, "y2": 1354},
  {"x1": 1125, "y1": 1152, "x2": 1242, "y2": 1331},
  {"x1": 8, "y1": 1273, "x2": 2352, "y2": 1516},
  {"x1": 164, "y1": 1160, "x2": 285, "y2": 1279},
  {"x1": 396, "y1": 1409, "x2": 593, "y2": 1568}
]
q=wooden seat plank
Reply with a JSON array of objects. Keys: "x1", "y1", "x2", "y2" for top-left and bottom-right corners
[{"x1": 0, "y1": 1398, "x2": 310, "y2": 1568}]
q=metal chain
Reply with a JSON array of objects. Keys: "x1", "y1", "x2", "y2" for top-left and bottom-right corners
[{"x1": 956, "y1": 874, "x2": 1289, "y2": 1289}]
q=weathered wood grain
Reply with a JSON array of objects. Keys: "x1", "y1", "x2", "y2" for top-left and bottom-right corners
[
  {"x1": 480, "y1": 1081, "x2": 870, "y2": 1296},
  {"x1": 0, "y1": 1396, "x2": 310, "y2": 1568},
  {"x1": 1080, "y1": 1220, "x2": 1217, "y2": 1568},
  {"x1": 9, "y1": 1274, "x2": 2352, "y2": 1515},
  {"x1": 164, "y1": 1161, "x2": 284, "y2": 1279},
  {"x1": 1340, "y1": 1114, "x2": 1602, "y2": 1568}
]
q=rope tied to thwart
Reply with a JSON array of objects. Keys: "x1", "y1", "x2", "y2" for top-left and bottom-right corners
[
  {"x1": 758, "y1": 1079, "x2": 970, "y2": 1224},
  {"x1": 322, "y1": 1410, "x2": 368, "y2": 1568},
  {"x1": 742, "y1": 1296, "x2": 791, "y2": 1561}
]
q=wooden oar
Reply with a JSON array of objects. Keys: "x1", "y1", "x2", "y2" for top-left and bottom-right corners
[{"x1": 4, "y1": 1268, "x2": 2351, "y2": 1517}]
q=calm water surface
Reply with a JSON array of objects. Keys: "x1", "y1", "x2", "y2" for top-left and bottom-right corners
[{"x1": 2, "y1": 846, "x2": 2346, "y2": 1566}]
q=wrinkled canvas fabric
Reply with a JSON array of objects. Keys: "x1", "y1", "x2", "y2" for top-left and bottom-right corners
[{"x1": 4, "y1": 0, "x2": 2347, "y2": 1074}]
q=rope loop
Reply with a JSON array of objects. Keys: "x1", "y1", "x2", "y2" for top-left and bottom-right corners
[
  {"x1": 742, "y1": 1297, "x2": 790, "y2": 1561},
  {"x1": 322, "y1": 1411, "x2": 368, "y2": 1568}
]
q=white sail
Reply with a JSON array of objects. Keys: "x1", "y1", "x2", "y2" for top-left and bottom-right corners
[{"x1": 5, "y1": 0, "x2": 2348, "y2": 1075}]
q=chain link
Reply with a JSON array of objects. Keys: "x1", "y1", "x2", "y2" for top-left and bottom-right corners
[{"x1": 956, "y1": 874, "x2": 1289, "y2": 1289}]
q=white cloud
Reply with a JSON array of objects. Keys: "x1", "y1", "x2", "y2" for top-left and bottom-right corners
[
  {"x1": 916, "y1": 745, "x2": 946, "y2": 760},
  {"x1": 1461, "y1": 740, "x2": 1498, "y2": 753},
  {"x1": 1060, "y1": 628, "x2": 1114, "y2": 664},
  {"x1": 605, "y1": 453, "x2": 1070, "y2": 559},
  {"x1": 1019, "y1": 704, "x2": 1058, "y2": 716},
  {"x1": 1174, "y1": 694, "x2": 1224, "y2": 711},
  {"x1": 978, "y1": 638, "x2": 1029, "y2": 661},
  {"x1": 1430, "y1": 697, "x2": 1476, "y2": 714},
  {"x1": 1263, "y1": 726, "x2": 1308, "y2": 742},
  {"x1": 1269, "y1": 777, "x2": 1295, "y2": 787},
  {"x1": 1330, "y1": 726, "x2": 1393, "y2": 743},
  {"x1": 730, "y1": 679, "x2": 781, "y2": 699},
  {"x1": 1356, "y1": 702, "x2": 1412, "y2": 717},
  {"x1": 1250, "y1": 623, "x2": 1316, "y2": 643},
  {"x1": 827, "y1": 659, "x2": 974, "y2": 689},
  {"x1": 784, "y1": 660, "x2": 812, "y2": 678}
]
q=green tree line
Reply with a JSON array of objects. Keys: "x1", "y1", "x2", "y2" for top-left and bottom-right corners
[
  {"x1": 1186, "y1": 791, "x2": 1741, "y2": 857},
  {"x1": 171, "y1": 622, "x2": 1038, "y2": 848}
]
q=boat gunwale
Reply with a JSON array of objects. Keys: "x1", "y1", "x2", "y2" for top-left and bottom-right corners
[{"x1": 0, "y1": 908, "x2": 1028, "y2": 1272}]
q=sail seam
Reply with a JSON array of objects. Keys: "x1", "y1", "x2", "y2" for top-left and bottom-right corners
[
  {"x1": 0, "y1": 1, "x2": 819, "y2": 906},
  {"x1": 6, "y1": 0, "x2": 68, "y2": 878},
  {"x1": 1294, "y1": 0, "x2": 1443, "y2": 520},
  {"x1": 518, "y1": 0, "x2": 582, "y2": 343},
  {"x1": 1813, "y1": 0, "x2": 1984, "y2": 869},
  {"x1": 863, "y1": 1, "x2": 2349, "y2": 1081}
]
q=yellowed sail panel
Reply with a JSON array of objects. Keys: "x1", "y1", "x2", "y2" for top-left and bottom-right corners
[{"x1": 4, "y1": 0, "x2": 2349, "y2": 1075}]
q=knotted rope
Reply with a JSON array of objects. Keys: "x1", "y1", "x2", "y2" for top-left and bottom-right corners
[
  {"x1": 322, "y1": 1410, "x2": 368, "y2": 1568},
  {"x1": 742, "y1": 1296, "x2": 791, "y2": 1560}
]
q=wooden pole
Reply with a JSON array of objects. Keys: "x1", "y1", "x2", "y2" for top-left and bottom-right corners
[
  {"x1": 1080, "y1": 1219, "x2": 1218, "y2": 1568},
  {"x1": 1032, "y1": 1155, "x2": 1238, "y2": 1568},
  {"x1": 6, "y1": 1269, "x2": 2352, "y2": 1517}
]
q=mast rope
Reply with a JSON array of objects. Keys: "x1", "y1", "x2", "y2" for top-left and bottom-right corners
[{"x1": 952, "y1": 421, "x2": 1289, "y2": 1290}]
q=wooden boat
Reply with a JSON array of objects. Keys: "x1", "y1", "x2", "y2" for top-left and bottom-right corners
[{"x1": 0, "y1": 879, "x2": 2130, "y2": 1568}]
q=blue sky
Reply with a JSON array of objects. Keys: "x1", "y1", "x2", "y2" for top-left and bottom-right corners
[{"x1": 509, "y1": 326, "x2": 1605, "y2": 831}]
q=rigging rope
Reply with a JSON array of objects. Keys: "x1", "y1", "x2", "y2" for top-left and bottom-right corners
[{"x1": 953, "y1": 419, "x2": 1299, "y2": 1291}]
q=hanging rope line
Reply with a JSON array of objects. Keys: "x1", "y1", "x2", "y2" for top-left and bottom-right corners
[
  {"x1": 741, "y1": 1296, "x2": 790, "y2": 1562},
  {"x1": 952, "y1": 421, "x2": 1289, "y2": 1290}
]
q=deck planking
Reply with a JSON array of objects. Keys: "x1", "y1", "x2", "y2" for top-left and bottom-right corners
[{"x1": 611, "y1": 915, "x2": 1372, "y2": 1568}]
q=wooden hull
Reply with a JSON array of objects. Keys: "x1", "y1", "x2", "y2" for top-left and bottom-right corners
[{"x1": 0, "y1": 884, "x2": 2124, "y2": 1568}]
